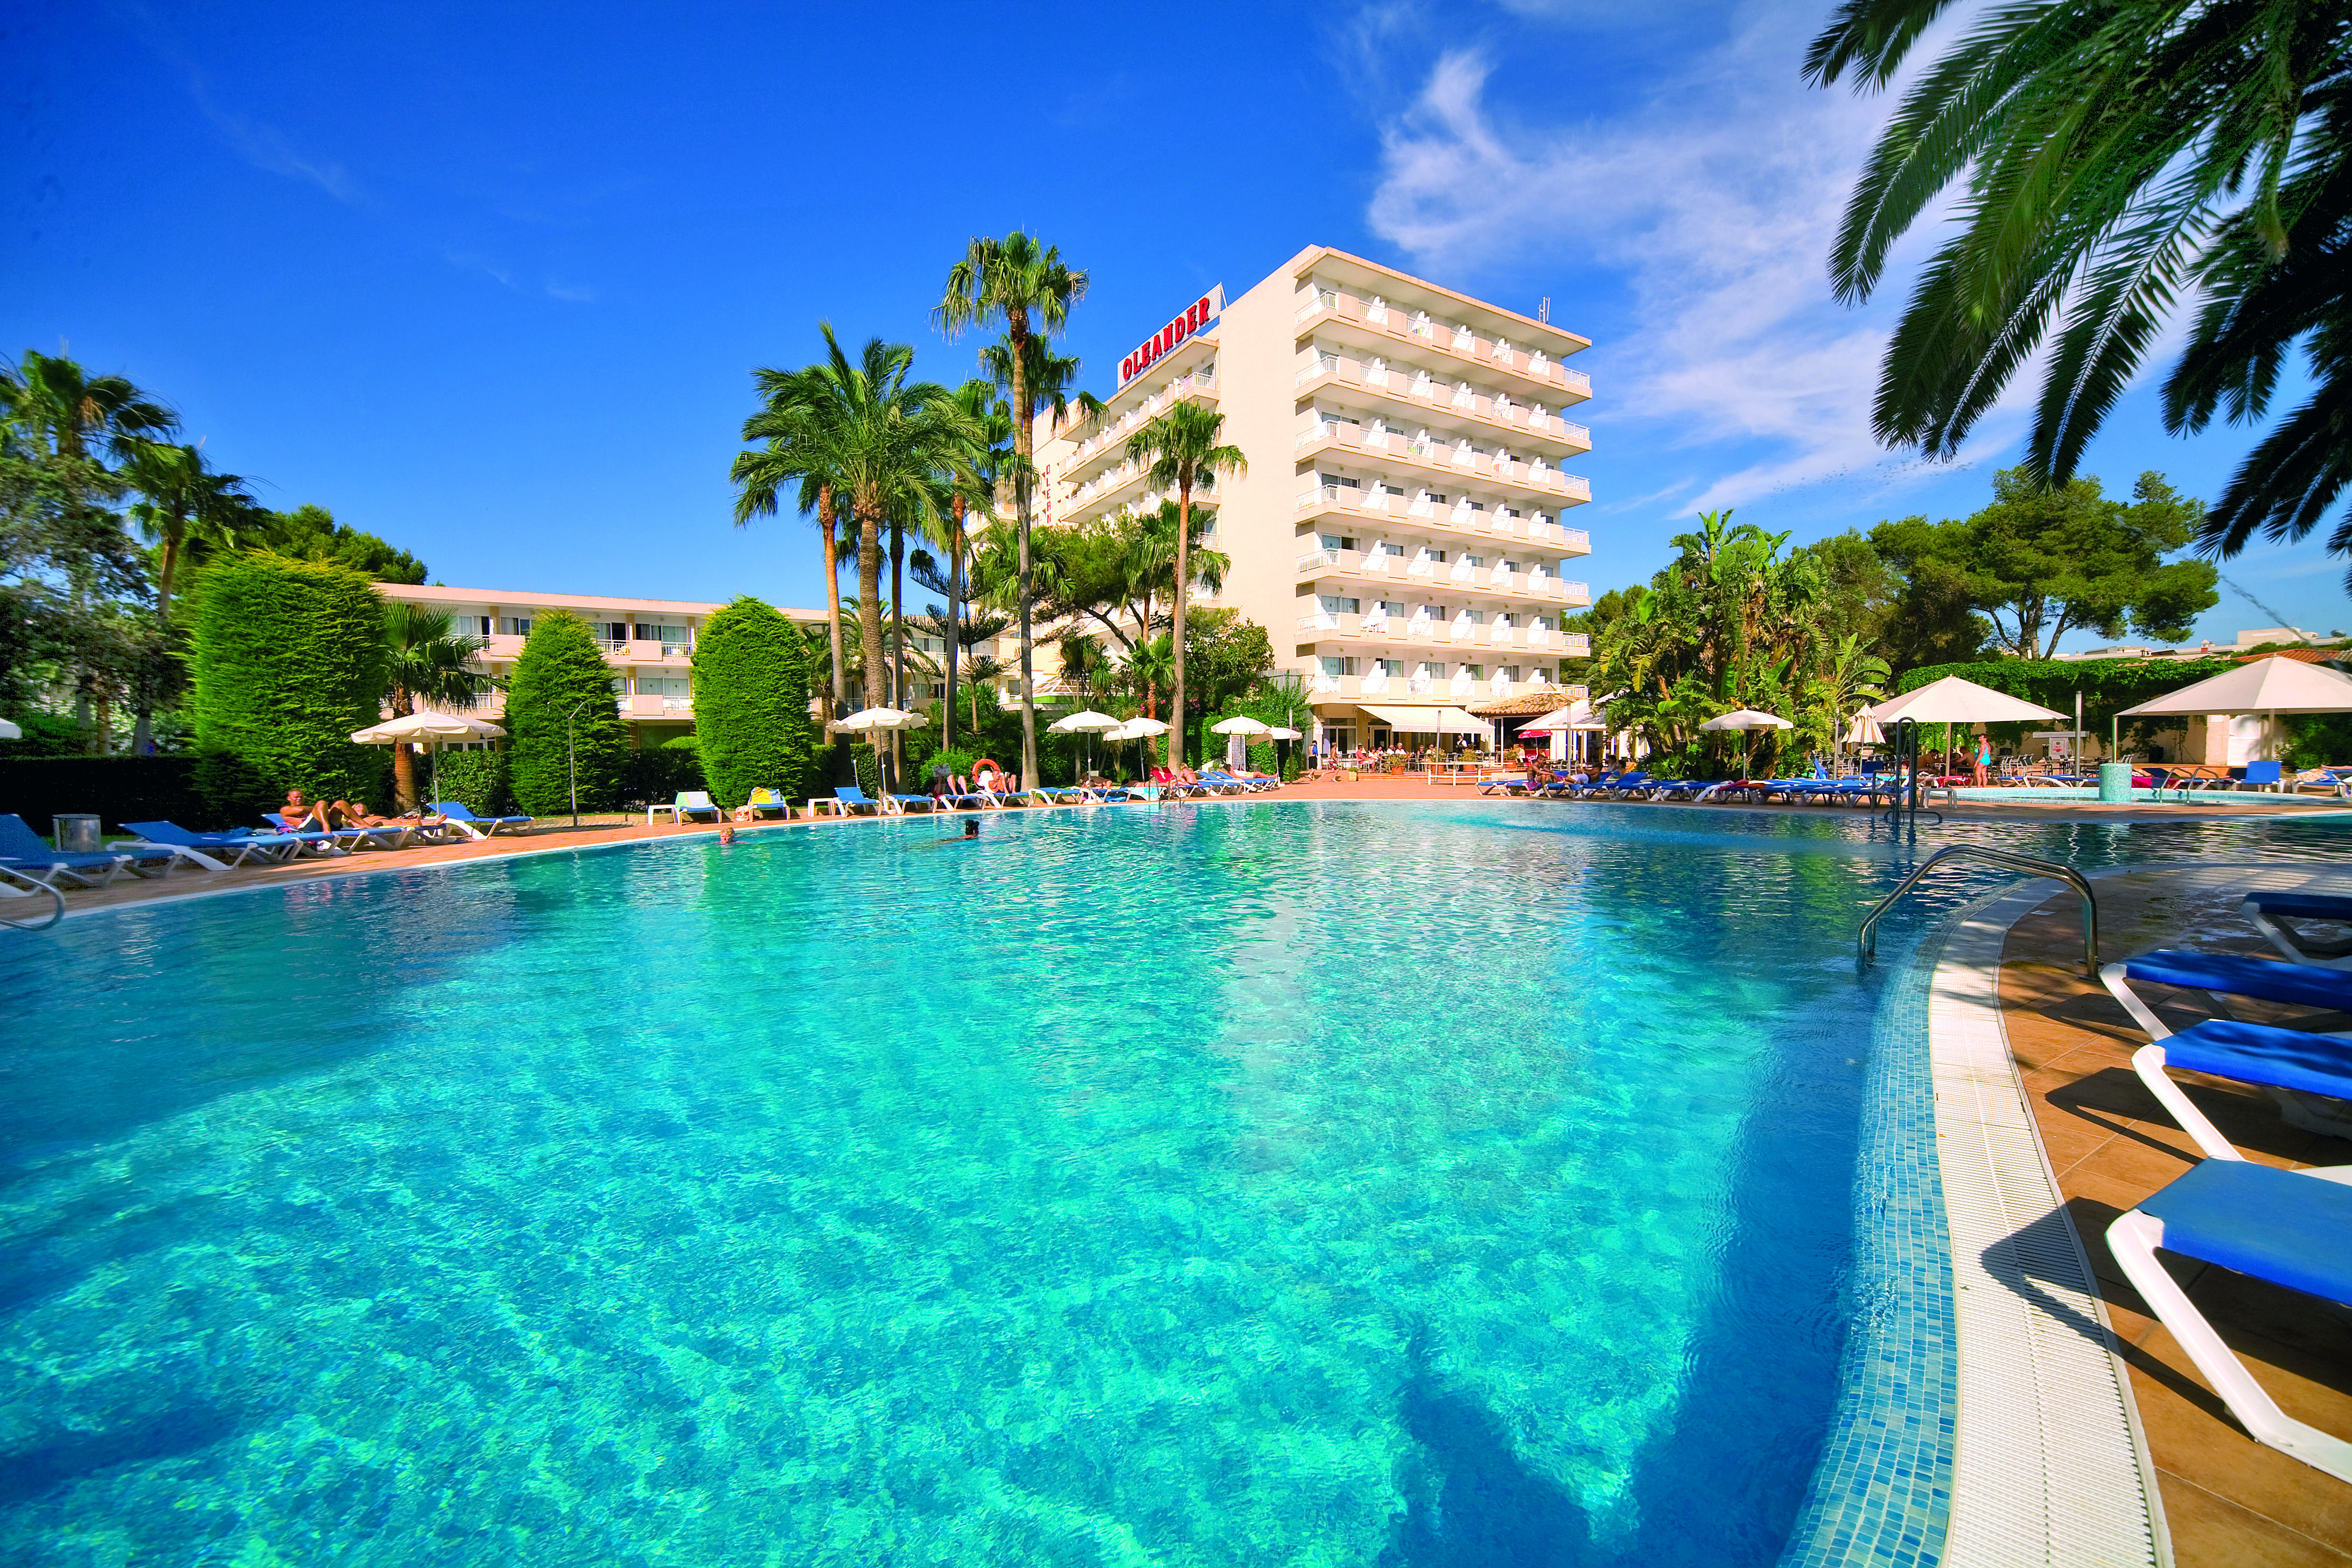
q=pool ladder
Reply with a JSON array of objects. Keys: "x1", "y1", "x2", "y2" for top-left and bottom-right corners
[
  {"x1": 0, "y1": 876, "x2": 65, "y2": 932},
  {"x1": 1858, "y1": 845, "x2": 2099, "y2": 977}
]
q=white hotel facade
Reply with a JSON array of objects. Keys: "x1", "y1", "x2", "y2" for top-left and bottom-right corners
[{"x1": 1032, "y1": 244, "x2": 1593, "y2": 751}]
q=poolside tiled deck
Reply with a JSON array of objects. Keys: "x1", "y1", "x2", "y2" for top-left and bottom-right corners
[{"x1": 1999, "y1": 875, "x2": 2352, "y2": 1567}]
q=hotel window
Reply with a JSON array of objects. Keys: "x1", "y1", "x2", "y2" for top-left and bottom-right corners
[
  {"x1": 634, "y1": 623, "x2": 690, "y2": 643},
  {"x1": 1461, "y1": 555, "x2": 1485, "y2": 569},
  {"x1": 1458, "y1": 608, "x2": 1485, "y2": 624},
  {"x1": 1374, "y1": 600, "x2": 1406, "y2": 618},
  {"x1": 1374, "y1": 659, "x2": 1404, "y2": 676},
  {"x1": 1497, "y1": 559, "x2": 1519, "y2": 576},
  {"x1": 1501, "y1": 507, "x2": 1522, "y2": 520},
  {"x1": 1418, "y1": 662, "x2": 1445, "y2": 679},
  {"x1": 1319, "y1": 655, "x2": 1357, "y2": 677},
  {"x1": 1319, "y1": 594, "x2": 1360, "y2": 614},
  {"x1": 637, "y1": 675, "x2": 691, "y2": 697},
  {"x1": 1531, "y1": 615, "x2": 1552, "y2": 632},
  {"x1": 1461, "y1": 663, "x2": 1485, "y2": 679},
  {"x1": 594, "y1": 621, "x2": 629, "y2": 642},
  {"x1": 1318, "y1": 534, "x2": 1356, "y2": 552},
  {"x1": 498, "y1": 616, "x2": 533, "y2": 636},
  {"x1": 453, "y1": 614, "x2": 491, "y2": 637},
  {"x1": 1495, "y1": 612, "x2": 1516, "y2": 627},
  {"x1": 1427, "y1": 549, "x2": 1447, "y2": 562},
  {"x1": 1318, "y1": 472, "x2": 1359, "y2": 489}
]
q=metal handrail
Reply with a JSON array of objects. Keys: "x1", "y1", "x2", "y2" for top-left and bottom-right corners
[
  {"x1": 1858, "y1": 844, "x2": 2099, "y2": 977},
  {"x1": 0, "y1": 876, "x2": 66, "y2": 932}
]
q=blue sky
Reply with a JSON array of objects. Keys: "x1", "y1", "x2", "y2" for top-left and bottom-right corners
[{"x1": 10, "y1": 0, "x2": 2346, "y2": 645}]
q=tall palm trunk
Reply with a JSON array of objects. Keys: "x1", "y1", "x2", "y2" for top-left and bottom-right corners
[
  {"x1": 130, "y1": 528, "x2": 184, "y2": 755},
  {"x1": 889, "y1": 510, "x2": 906, "y2": 777},
  {"x1": 818, "y1": 482, "x2": 847, "y2": 714},
  {"x1": 389, "y1": 688, "x2": 420, "y2": 811},
  {"x1": 855, "y1": 494, "x2": 887, "y2": 782},
  {"x1": 1010, "y1": 316, "x2": 1038, "y2": 787},
  {"x1": 1168, "y1": 479, "x2": 1192, "y2": 771},
  {"x1": 946, "y1": 495, "x2": 964, "y2": 750}
]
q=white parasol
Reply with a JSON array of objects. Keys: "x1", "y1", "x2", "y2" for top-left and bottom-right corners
[
  {"x1": 1870, "y1": 676, "x2": 2063, "y2": 726},
  {"x1": 351, "y1": 712, "x2": 508, "y2": 809},
  {"x1": 2116, "y1": 654, "x2": 2352, "y2": 764}
]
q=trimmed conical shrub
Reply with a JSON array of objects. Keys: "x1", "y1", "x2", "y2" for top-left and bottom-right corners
[
  {"x1": 191, "y1": 551, "x2": 389, "y2": 822},
  {"x1": 506, "y1": 608, "x2": 627, "y2": 814},
  {"x1": 690, "y1": 597, "x2": 813, "y2": 809}
]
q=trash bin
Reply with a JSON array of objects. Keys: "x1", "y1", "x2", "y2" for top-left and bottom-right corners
[
  {"x1": 53, "y1": 814, "x2": 102, "y2": 853},
  {"x1": 2098, "y1": 762, "x2": 2133, "y2": 804}
]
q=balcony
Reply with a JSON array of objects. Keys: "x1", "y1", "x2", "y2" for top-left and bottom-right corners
[
  {"x1": 1062, "y1": 460, "x2": 1159, "y2": 525},
  {"x1": 1294, "y1": 353, "x2": 1592, "y2": 457},
  {"x1": 1292, "y1": 288, "x2": 1592, "y2": 404},
  {"x1": 622, "y1": 695, "x2": 694, "y2": 718},
  {"x1": 1298, "y1": 673, "x2": 1557, "y2": 705},
  {"x1": 1292, "y1": 424, "x2": 1590, "y2": 508},
  {"x1": 1296, "y1": 488, "x2": 1588, "y2": 551},
  {"x1": 1055, "y1": 369, "x2": 1220, "y2": 485},
  {"x1": 1296, "y1": 547, "x2": 1585, "y2": 608}
]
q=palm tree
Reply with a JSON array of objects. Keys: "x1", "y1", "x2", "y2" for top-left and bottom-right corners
[
  {"x1": 1123, "y1": 401, "x2": 1245, "y2": 768},
  {"x1": 733, "y1": 366, "x2": 850, "y2": 714},
  {"x1": 789, "y1": 327, "x2": 970, "y2": 771},
  {"x1": 0, "y1": 350, "x2": 177, "y2": 464},
  {"x1": 938, "y1": 379, "x2": 1011, "y2": 747},
  {"x1": 121, "y1": 442, "x2": 266, "y2": 629},
  {"x1": 382, "y1": 602, "x2": 497, "y2": 811},
  {"x1": 1805, "y1": 0, "x2": 2352, "y2": 559},
  {"x1": 935, "y1": 232, "x2": 1088, "y2": 788}
]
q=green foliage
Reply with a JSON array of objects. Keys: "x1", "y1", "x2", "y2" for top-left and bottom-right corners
[
  {"x1": 1870, "y1": 468, "x2": 2216, "y2": 658},
  {"x1": 0, "y1": 755, "x2": 213, "y2": 832},
  {"x1": 190, "y1": 552, "x2": 390, "y2": 822},
  {"x1": 618, "y1": 745, "x2": 704, "y2": 807},
  {"x1": 263, "y1": 503, "x2": 427, "y2": 584},
  {"x1": 690, "y1": 598, "x2": 813, "y2": 808},
  {"x1": 505, "y1": 609, "x2": 627, "y2": 814},
  {"x1": 0, "y1": 709, "x2": 86, "y2": 758},
  {"x1": 431, "y1": 748, "x2": 515, "y2": 816}
]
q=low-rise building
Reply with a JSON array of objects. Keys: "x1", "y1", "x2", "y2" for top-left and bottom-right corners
[{"x1": 377, "y1": 584, "x2": 827, "y2": 746}]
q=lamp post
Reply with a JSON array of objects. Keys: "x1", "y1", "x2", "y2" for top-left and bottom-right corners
[{"x1": 563, "y1": 697, "x2": 590, "y2": 827}]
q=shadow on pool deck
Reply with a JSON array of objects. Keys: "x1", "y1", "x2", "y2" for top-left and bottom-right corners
[{"x1": 1999, "y1": 876, "x2": 2352, "y2": 1567}]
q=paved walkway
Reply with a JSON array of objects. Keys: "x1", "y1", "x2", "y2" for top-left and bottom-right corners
[{"x1": 1999, "y1": 875, "x2": 2352, "y2": 1567}]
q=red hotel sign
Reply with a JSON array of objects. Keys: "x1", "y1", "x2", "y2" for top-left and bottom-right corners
[{"x1": 1118, "y1": 284, "x2": 1225, "y2": 387}]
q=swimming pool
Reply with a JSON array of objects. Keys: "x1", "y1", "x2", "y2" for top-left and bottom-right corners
[{"x1": 2, "y1": 802, "x2": 2342, "y2": 1565}]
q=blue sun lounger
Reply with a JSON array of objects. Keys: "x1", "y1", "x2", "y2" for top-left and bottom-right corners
[
  {"x1": 2102, "y1": 950, "x2": 2352, "y2": 1144},
  {"x1": 2243, "y1": 891, "x2": 2352, "y2": 968},
  {"x1": 2109, "y1": 1160, "x2": 2352, "y2": 1482},
  {"x1": 0, "y1": 813, "x2": 132, "y2": 890},
  {"x1": 121, "y1": 820, "x2": 303, "y2": 869},
  {"x1": 428, "y1": 802, "x2": 535, "y2": 837}
]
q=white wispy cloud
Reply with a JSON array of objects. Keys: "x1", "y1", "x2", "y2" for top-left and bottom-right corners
[
  {"x1": 191, "y1": 88, "x2": 360, "y2": 204},
  {"x1": 1365, "y1": 2, "x2": 2022, "y2": 516}
]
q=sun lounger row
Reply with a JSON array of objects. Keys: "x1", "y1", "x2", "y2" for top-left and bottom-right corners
[
  {"x1": 0, "y1": 803, "x2": 534, "y2": 896},
  {"x1": 2095, "y1": 887, "x2": 2352, "y2": 1482}
]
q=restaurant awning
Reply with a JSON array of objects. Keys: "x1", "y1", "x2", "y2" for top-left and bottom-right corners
[{"x1": 1361, "y1": 704, "x2": 1487, "y2": 734}]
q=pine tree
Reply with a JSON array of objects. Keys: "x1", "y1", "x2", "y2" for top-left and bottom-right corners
[
  {"x1": 690, "y1": 597, "x2": 813, "y2": 809},
  {"x1": 506, "y1": 608, "x2": 627, "y2": 815}
]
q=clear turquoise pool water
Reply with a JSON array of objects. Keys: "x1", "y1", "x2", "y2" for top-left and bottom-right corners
[{"x1": 1, "y1": 801, "x2": 2342, "y2": 1566}]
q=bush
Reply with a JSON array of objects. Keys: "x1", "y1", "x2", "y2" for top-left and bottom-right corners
[
  {"x1": 619, "y1": 746, "x2": 705, "y2": 807},
  {"x1": 0, "y1": 755, "x2": 214, "y2": 832},
  {"x1": 506, "y1": 610, "x2": 629, "y2": 815},
  {"x1": 430, "y1": 748, "x2": 514, "y2": 816},
  {"x1": 691, "y1": 597, "x2": 814, "y2": 808},
  {"x1": 190, "y1": 552, "x2": 390, "y2": 824}
]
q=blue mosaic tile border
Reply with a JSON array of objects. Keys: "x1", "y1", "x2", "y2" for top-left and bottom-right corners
[{"x1": 1774, "y1": 910, "x2": 1968, "y2": 1568}]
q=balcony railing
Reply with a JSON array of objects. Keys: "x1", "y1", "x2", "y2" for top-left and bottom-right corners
[
  {"x1": 1292, "y1": 288, "x2": 1590, "y2": 400},
  {"x1": 1291, "y1": 428, "x2": 1591, "y2": 504},
  {"x1": 1297, "y1": 355, "x2": 1593, "y2": 451}
]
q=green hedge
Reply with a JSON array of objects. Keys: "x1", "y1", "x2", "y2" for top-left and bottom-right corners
[
  {"x1": 0, "y1": 756, "x2": 214, "y2": 834},
  {"x1": 619, "y1": 746, "x2": 705, "y2": 807},
  {"x1": 691, "y1": 598, "x2": 813, "y2": 808},
  {"x1": 506, "y1": 610, "x2": 628, "y2": 815},
  {"x1": 190, "y1": 552, "x2": 391, "y2": 824},
  {"x1": 429, "y1": 749, "x2": 515, "y2": 817}
]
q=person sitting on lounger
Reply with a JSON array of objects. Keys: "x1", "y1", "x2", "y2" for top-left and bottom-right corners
[
  {"x1": 279, "y1": 788, "x2": 334, "y2": 832},
  {"x1": 975, "y1": 762, "x2": 1002, "y2": 794}
]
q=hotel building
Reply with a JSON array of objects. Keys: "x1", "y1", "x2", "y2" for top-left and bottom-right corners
[
  {"x1": 376, "y1": 584, "x2": 834, "y2": 746},
  {"x1": 1032, "y1": 245, "x2": 1594, "y2": 751}
]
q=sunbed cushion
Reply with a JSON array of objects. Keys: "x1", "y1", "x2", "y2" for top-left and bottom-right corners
[
  {"x1": 2164, "y1": 1019, "x2": 2352, "y2": 1101},
  {"x1": 2244, "y1": 892, "x2": 2352, "y2": 922},
  {"x1": 2123, "y1": 949, "x2": 2352, "y2": 1012},
  {"x1": 2141, "y1": 1159, "x2": 2352, "y2": 1306}
]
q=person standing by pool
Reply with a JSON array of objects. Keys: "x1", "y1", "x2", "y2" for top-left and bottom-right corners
[{"x1": 1973, "y1": 731, "x2": 1992, "y2": 787}]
